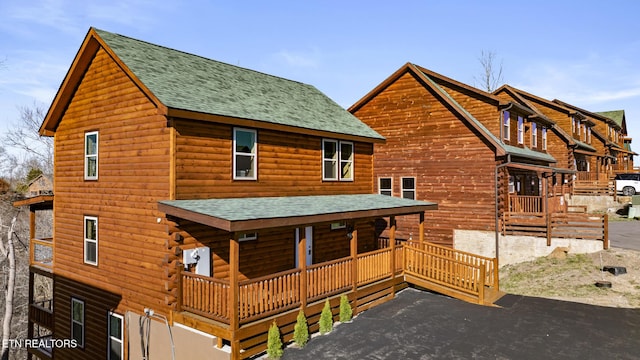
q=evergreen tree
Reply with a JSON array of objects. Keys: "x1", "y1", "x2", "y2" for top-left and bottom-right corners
[
  {"x1": 319, "y1": 299, "x2": 333, "y2": 334},
  {"x1": 266, "y1": 320, "x2": 283, "y2": 359},
  {"x1": 293, "y1": 309, "x2": 309, "y2": 347}
]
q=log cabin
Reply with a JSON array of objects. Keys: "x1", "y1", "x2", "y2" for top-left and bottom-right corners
[
  {"x1": 350, "y1": 63, "x2": 607, "y2": 264},
  {"x1": 17, "y1": 28, "x2": 505, "y2": 360}
]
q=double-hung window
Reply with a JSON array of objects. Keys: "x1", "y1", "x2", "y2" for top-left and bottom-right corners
[
  {"x1": 542, "y1": 127, "x2": 547, "y2": 150},
  {"x1": 233, "y1": 128, "x2": 257, "y2": 180},
  {"x1": 401, "y1": 177, "x2": 416, "y2": 200},
  {"x1": 71, "y1": 298, "x2": 85, "y2": 348},
  {"x1": 531, "y1": 122, "x2": 537, "y2": 147},
  {"x1": 323, "y1": 139, "x2": 353, "y2": 181},
  {"x1": 379, "y1": 177, "x2": 392, "y2": 196},
  {"x1": 587, "y1": 127, "x2": 591, "y2": 143},
  {"x1": 85, "y1": 131, "x2": 98, "y2": 180},
  {"x1": 108, "y1": 312, "x2": 123, "y2": 360},
  {"x1": 517, "y1": 116, "x2": 524, "y2": 144},
  {"x1": 503, "y1": 111, "x2": 510, "y2": 141},
  {"x1": 84, "y1": 216, "x2": 98, "y2": 266}
]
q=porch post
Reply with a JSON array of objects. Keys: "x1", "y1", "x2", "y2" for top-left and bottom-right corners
[
  {"x1": 389, "y1": 216, "x2": 396, "y2": 296},
  {"x1": 229, "y1": 235, "x2": 240, "y2": 360},
  {"x1": 419, "y1": 212, "x2": 425, "y2": 246},
  {"x1": 350, "y1": 224, "x2": 358, "y2": 315},
  {"x1": 29, "y1": 207, "x2": 36, "y2": 241},
  {"x1": 298, "y1": 228, "x2": 308, "y2": 308}
]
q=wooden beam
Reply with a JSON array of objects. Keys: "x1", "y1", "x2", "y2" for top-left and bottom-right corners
[
  {"x1": 350, "y1": 224, "x2": 358, "y2": 315},
  {"x1": 298, "y1": 228, "x2": 307, "y2": 308},
  {"x1": 389, "y1": 216, "x2": 396, "y2": 297},
  {"x1": 229, "y1": 235, "x2": 240, "y2": 360},
  {"x1": 419, "y1": 212, "x2": 425, "y2": 245}
]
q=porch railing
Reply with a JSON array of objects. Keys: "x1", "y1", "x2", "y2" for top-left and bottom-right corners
[
  {"x1": 509, "y1": 195, "x2": 543, "y2": 213},
  {"x1": 181, "y1": 272, "x2": 230, "y2": 322},
  {"x1": 30, "y1": 237, "x2": 53, "y2": 270},
  {"x1": 307, "y1": 256, "x2": 353, "y2": 302},
  {"x1": 357, "y1": 248, "x2": 392, "y2": 286},
  {"x1": 238, "y1": 268, "x2": 301, "y2": 323}
]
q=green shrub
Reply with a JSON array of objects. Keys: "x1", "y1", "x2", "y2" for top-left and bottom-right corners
[
  {"x1": 319, "y1": 299, "x2": 333, "y2": 334},
  {"x1": 339, "y1": 294, "x2": 352, "y2": 323},
  {"x1": 293, "y1": 309, "x2": 309, "y2": 347},
  {"x1": 266, "y1": 320, "x2": 283, "y2": 359}
]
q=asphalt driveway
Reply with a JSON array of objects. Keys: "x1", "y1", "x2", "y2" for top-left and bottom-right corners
[
  {"x1": 609, "y1": 220, "x2": 640, "y2": 251},
  {"x1": 281, "y1": 288, "x2": 640, "y2": 359}
]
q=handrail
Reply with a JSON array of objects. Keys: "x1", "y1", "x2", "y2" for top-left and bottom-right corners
[
  {"x1": 357, "y1": 248, "x2": 392, "y2": 286},
  {"x1": 181, "y1": 272, "x2": 230, "y2": 322},
  {"x1": 238, "y1": 268, "x2": 301, "y2": 324},
  {"x1": 30, "y1": 237, "x2": 54, "y2": 269},
  {"x1": 307, "y1": 256, "x2": 352, "y2": 301}
]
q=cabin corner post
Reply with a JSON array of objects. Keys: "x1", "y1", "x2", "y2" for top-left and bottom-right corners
[
  {"x1": 29, "y1": 207, "x2": 36, "y2": 241},
  {"x1": 229, "y1": 235, "x2": 240, "y2": 360},
  {"x1": 389, "y1": 216, "x2": 396, "y2": 296},
  {"x1": 350, "y1": 225, "x2": 358, "y2": 315},
  {"x1": 298, "y1": 228, "x2": 308, "y2": 308}
]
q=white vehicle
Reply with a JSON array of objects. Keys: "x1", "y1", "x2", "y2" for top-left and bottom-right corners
[{"x1": 615, "y1": 173, "x2": 640, "y2": 196}]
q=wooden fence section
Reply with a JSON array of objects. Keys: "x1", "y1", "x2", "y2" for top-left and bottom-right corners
[
  {"x1": 307, "y1": 256, "x2": 353, "y2": 301},
  {"x1": 181, "y1": 272, "x2": 230, "y2": 322},
  {"x1": 573, "y1": 179, "x2": 615, "y2": 196},
  {"x1": 238, "y1": 268, "x2": 302, "y2": 323},
  {"x1": 502, "y1": 213, "x2": 547, "y2": 237},
  {"x1": 576, "y1": 172, "x2": 609, "y2": 181},
  {"x1": 550, "y1": 213, "x2": 608, "y2": 246},
  {"x1": 403, "y1": 245, "x2": 487, "y2": 304}
]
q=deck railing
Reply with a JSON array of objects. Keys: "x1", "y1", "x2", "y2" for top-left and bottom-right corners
[
  {"x1": 29, "y1": 299, "x2": 54, "y2": 330},
  {"x1": 357, "y1": 248, "x2": 392, "y2": 286},
  {"x1": 238, "y1": 268, "x2": 301, "y2": 323},
  {"x1": 30, "y1": 237, "x2": 53, "y2": 270},
  {"x1": 509, "y1": 195, "x2": 543, "y2": 213},
  {"x1": 307, "y1": 256, "x2": 353, "y2": 302},
  {"x1": 403, "y1": 245, "x2": 486, "y2": 297},
  {"x1": 181, "y1": 272, "x2": 230, "y2": 322}
]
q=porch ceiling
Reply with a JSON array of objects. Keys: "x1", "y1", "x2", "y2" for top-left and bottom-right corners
[{"x1": 158, "y1": 194, "x2": 437, "y2": 232}]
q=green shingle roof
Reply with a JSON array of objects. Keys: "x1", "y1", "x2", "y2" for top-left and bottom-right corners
[
  {"x1": 595, "y1": 110, "x2": 625, "y2": 127},
  {"x1": 94, "y1": 28, "x2": 383, "y2": 141},
  {"x1": 159, "y1": 194, "x2": 437, "y2": 231}
]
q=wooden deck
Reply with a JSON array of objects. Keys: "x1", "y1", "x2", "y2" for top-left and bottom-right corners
[{"x1": 174, "y1": 242, "x2": 500, "y2": 359}]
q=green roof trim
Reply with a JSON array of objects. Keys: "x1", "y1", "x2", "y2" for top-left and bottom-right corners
[
  {"x1": 503, "y1": 144, "x2": 557, "y2": 162},
  {"x1": 94, "y1": 29, "x2": 383, "y2": 141},
  {"x1": 595, "y1": 110, "x2": 625, "y2": 127},
  {"x1": 575, "y1": 140, "x2": 597, "y2": 152},
  {"x1": 159, "y1": 194, "x2": 437, "y2": 231}
]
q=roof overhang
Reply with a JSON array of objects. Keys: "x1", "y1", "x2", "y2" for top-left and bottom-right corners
[
  {"x1": 159, "y1": 194, "x2": 438, "y2": 232},
  {"x1": 507, "y1": 162, "x2": 575, "y2": 175},
  {"x1": 13, "y1": 195, "x2": 54, "y2": 210}
]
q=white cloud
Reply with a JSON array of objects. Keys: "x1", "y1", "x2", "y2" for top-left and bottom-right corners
[{"x1": 274, "y1": 49, "x2": 321, "y2": 68}]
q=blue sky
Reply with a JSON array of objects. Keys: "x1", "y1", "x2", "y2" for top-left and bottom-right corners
[{"x1": 1, "y1": 0, "x2": 639, "y2": 149}]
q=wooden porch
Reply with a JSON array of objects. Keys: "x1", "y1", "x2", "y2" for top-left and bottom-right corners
[
  {"x1": 574, "y1": 172, "x2": 615, "y2": 196},
  {"x1": 172, "y1": 241, "x2": 500, "y2": 359}
]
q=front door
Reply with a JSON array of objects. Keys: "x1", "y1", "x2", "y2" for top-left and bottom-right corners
[{"x1": 295, "y1": 226, "x2": 313, "y2": 266}]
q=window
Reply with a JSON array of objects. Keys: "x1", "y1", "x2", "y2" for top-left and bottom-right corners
[
  {"x1": 71, "y1": 298, "x2": 84, "y2": 348},
  {"x1": 583, "y1": 123, "x2": 587, "y2": 141},
  {"x1": 379, "y1": 177, "x2": 392, "y2": 196},
  {"x1": 85, "y1": 131, "x2": 98, "y2": 180},
  {"x1": 502, "y1": 111, "x2": 510, "y2": 141},
  {"x1": 542, "y1": 127, "x2": 547, "y2": 150},
  {"x1": 531, "y1": 122, "x2": 537, "y2": 147},
  {"x1": 571, "y1": 117, "x2": 576, "y2": 134},
  {"x1": 233, "y1": 128, "x2": 257, "y2": 180},
  {"x1": 84, "y1": 216, "x2": 98, "y2": 265},
  {"x1": 108, "y1": 312, "x2": 123, "y2": 360},
  {"x1": 238, "y1": 232, "x2": 257, "y2": 241},
  {"x1": 517, "y1": 116, "x2": 524, "y2": 144},
  {"x1": 330, "y1": 221, "x2": 346, "y2": 230},
  {"x1": 587, "y1": 127, "x2": 591, "y2": 143},
  {"x1": 401, "y1": 177, "x2": 416, "y2": 200},
  {"x1": 323, "y1": 139, "x2": 353, "y2": 181}
]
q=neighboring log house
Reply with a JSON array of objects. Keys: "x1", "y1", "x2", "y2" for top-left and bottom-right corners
[
  {"x1": 350, "y1": 63, "x2": 608, "y2": 264},
  {"x1": 19, "y1": 28, "x2": 448, "y2": 360}
]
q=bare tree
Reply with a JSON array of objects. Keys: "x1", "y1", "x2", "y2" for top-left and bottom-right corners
[
  {"x1": 474, "y1": 50, "x2": 504, "y2": 92},
  {"x1": 0, "y1": 213, "x2": 19, "y2": 360},
  {"x1": 2, "y1": 104, "x2": 53, "y2": 176}
]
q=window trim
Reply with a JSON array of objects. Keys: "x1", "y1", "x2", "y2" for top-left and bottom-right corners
[
  {"x1": 502, "y1": 111, "x2": 510, "y2": 141},
  {"x1": 401, "y1": 177, "x2": 416, "y2": 200},
  {"x1": 322, "y1": 139, "x2": 354, "y2": 181},
  {"x1": 84, "y1": 131, "x2": 98, "y2": 180},
  {"x1": 330, "y1": 221, "x2": 346, "y2": 230},
  {"x1": 378, "y1": 177, "x2": 393, "y2": 196},
  {"x1": 531, "y1": 122, "x2": 537, "y2": 148},
  {"x1": 84, "y1": 216, "x2": 98, "y2": 266},
  {"x1": 233, "y1": 128, "x2": 257, "y2": 180},
  {"x1": 517, "y1": 116, "x2": 524, "y2": 144},
  {"x1": 71, "y1": 298, "x2": 85, "y2": 348},
  {"x1": 238, "y1": 232, "x2": 257, "y2": 242},
  {"x1": 108, "y1": 312, "x2": 124, "y2": 360}
]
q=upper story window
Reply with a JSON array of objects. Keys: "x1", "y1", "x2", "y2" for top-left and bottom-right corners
[
  {"x1": 71, "y1": 298, "x2": 85, "y2": 348},
  {"x1": 587, "y1": 127, "x2": 591, "y2": 143},
  {"x1": 531, "y1": 122, "x2": 537, "y2": 148},
  {"x1": 517, "y1": 116, "x2": 524, "y2": 144},
  {"x1": 401, "y1": 177, "x2": 416, "y2": 200},
  {"x1": 502, "y1": 111, "x2": 510, "y2": 141},
  {"x1": 323, "y1": 139, "x2": 353, "y2": 181},
  {"x1": 238, "y1": 232, "x2": 257, "y2": 241},
  {"x1": 571, "y1": 117, "x2": 576, "y2": 134},
  {"x1": 85, "y1": 131, "x2": 98, "y2": 180},
  {"x1": 542, "y1": 127, "x2": 547, "y2": 150},
  {"x1": 233, "y1": 128, "x2": 257, "y2": 180},
  {"x1": 379, "y1": 177, "x2": 392, "y2": 196},
  {"x1": 84, "y1": 216, "x2": 98, "y2": 266}
]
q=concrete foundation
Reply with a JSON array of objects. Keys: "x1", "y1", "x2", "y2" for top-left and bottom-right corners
[
  {"x1": 567, "y1": 194, "x2": 627, "y2": 213},
  {"x1": 453, "y1": 229, "x2": 603, "y2": 267}
]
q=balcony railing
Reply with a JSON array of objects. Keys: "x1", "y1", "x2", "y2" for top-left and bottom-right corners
[{"x1": 30, "y1": 237, "x2": 53, "y2": 270}]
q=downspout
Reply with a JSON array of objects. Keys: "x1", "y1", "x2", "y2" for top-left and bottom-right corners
[{"x1": 495, "y1": 154, "x2": 512, "y2": 262}]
